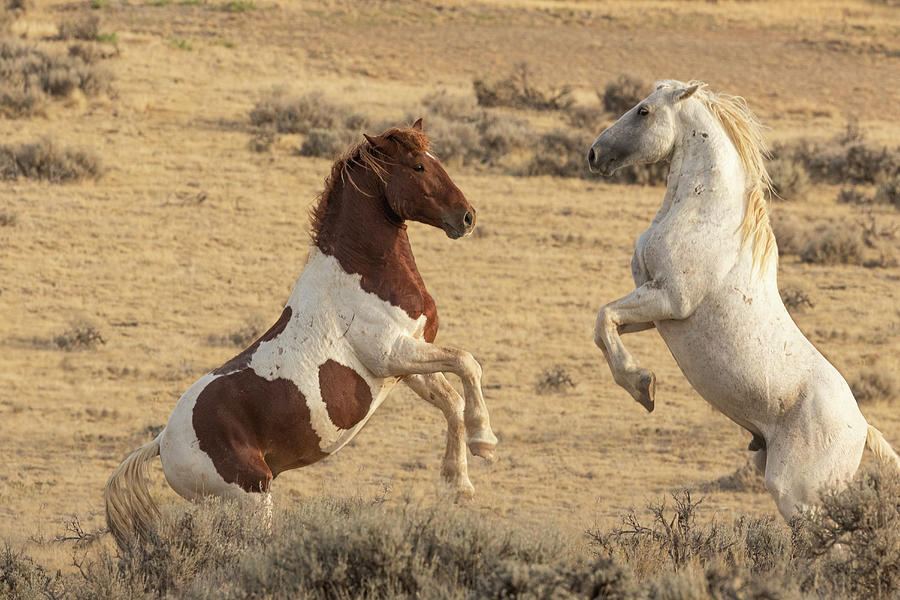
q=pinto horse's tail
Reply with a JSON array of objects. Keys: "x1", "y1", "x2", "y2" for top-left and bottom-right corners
[
  {"x1": 866, "y1": 425, "x2": 900, "y2": 471},
  {"x1": 105, "y1": 432, "x2": 163, "y2": 550}
]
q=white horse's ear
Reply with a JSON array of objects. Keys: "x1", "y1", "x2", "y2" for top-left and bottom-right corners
[{"x1": 674, "y1": 84, "x2": 700, "y2": 103}]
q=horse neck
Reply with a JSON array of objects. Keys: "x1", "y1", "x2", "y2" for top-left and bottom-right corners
[
  {"x1": 314, "y1": 171, "x2": 421, "y2": 284},
  {"x1": 663, "y1": 103, "x2": 748, "y2": 224}
]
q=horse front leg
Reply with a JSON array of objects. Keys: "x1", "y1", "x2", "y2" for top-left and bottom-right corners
[
  {"x1": 384, "y1": 336, "x2": 498, "y2": 463},
  {"x1": 594, "y1": 281, "x2": 689, "y2": 412},
  {"x1": 404, "y1": 373, "x2": 474, "y2": 501}
]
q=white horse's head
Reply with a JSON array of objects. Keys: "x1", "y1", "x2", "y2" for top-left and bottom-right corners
[{"x1": 587, "y1": 80, "x2": 701, "y2": 176}]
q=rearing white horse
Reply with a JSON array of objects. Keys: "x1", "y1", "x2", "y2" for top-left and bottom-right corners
[{"x1": 588, "y1": 80, "x2": 900, "y2": 520}]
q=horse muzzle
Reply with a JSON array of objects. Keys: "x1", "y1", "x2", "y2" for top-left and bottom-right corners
[
  {"x1": 441, "y1": 207, "x2": 476, "y2": 239},
  {"x1": 587, "y1": 145, "x2": 619, "y2": 177}
]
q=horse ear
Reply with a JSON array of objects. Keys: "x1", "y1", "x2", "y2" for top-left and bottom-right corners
[
  {"x1": 674, "y1": 84, "x2": 700, "y2": 103},
  {"x1": 363, "y1": 133, "x2": 382, "y2": 148},
  {"x1": 412, "y1": 118, "x2": 423, "y2": 131}
]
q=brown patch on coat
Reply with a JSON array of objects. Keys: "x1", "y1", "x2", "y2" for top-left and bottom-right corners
[
  {"x1": 319, "y1": 359, "x2": 374, "y2": 429},
  {"x1": 213, "y1": 306, "x2": 292, "y2": 376},
  {"x1": 193, "y1": 370, "x2": 327, "y2": 492}
]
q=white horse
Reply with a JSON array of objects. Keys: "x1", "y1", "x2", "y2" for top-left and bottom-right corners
[{"x1": 587, "y1": 80, "x2": 900, "y2": 520}]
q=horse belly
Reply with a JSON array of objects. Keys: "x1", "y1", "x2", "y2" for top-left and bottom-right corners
[{"x1": 654, "y1": 295, "x2": 803, "y2": 428}]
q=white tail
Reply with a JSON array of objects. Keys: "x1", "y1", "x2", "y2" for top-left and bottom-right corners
[
  {"x1": 104, "y1": 432, "x2": 163, "y2": 549},
  {"x1": 866, "y1": 424, "x2": 900, "y2": 471}
]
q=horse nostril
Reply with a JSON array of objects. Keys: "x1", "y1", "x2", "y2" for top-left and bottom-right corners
[
  {"x1": 463, "y1": 210, "x2": 474, "y2": 228},
  {"x1": 588, "y1": 148, "x2": 596, "y2": 164}
]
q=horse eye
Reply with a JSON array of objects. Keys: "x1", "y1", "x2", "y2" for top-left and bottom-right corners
[
  {"x1": 413, "y1": 164, "x2": 424, "y2": 172},
  {"x1": 638, "y1": 106, "x2": 649, "y2": 116}
]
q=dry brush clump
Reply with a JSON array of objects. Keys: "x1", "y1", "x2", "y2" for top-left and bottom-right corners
[
  {"x1": 767, "y1": 155, "x2": 811, "y2": 201},
  {"x1": 850, "y1": 367, "x2": 899, "y2": 405},
  {"x1": 473, "y1": 63, "x2": 573, "y2": 111},
  {"x1": 0, "y1": 36, "x2": 114, "y2": 118},
  {"x1": 774, "y1": 126, "x2": 900, "y2": 187},
  {"x1": 6, "y1": 468, "x2": 900, "y2": 598},
  {"x1": 249, "y1": 91, "x2": 365, "y2": 158},
  {"x1": 0, "y1": 137, "x2": 102, "y2": 182},
  {"x1": 600, "y1": 74, "x2": 649, "y2": 115}
]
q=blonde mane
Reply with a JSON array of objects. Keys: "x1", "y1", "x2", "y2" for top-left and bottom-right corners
[{"x1": 658, "y1": 80, "x2": 776, "y2": 275}]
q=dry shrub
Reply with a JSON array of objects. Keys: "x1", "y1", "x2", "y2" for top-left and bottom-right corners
[
  {"x1": 565, "y1": 103, "x2": 606, "y2": 130},
  {"x1": 0, "y1": 36, "x2": 113, "y2": 117},
  {"x1": 778, "y1": 132, "x2": 900, "y2": 186},
  {"x1": 535, "y1": 366, "x2": 575, "y2": 394},
  {"x1": 414, "y1": 96, "x2": 532, "y2": 169},
  {"x1": 601, "y1": 74, "x2": 648, "y2": 115},
  {"x1": 767, "y1": 156, "x2": 810, "y2": 201},
  {"x1": 521, "y1": 128, "x2": 589, "y2": 178},
  {"x1": 54, "y1": 319, "x2": 105, "y2": 350},
  {"x1": 800, "y1": 224, "x2": 864, "y2": 265},
  {"x1": 0, "y1": 544, "x2": 56, "y2": 600},
  {"x1": 874, "y1": 175, "x2": 900, "y2": 208},
  {"x1": 850, "y1": 368, "x2": 899, "y2": 405},
  {"x1": 298, "y1": 128, "x2": 355, "y2": 158},
  {"x1": 771, "y1": 215, "x2": 806, "y2": 256},
  {"x1": 794, "y1": 466, "x2": 900, "y2": 599},
  {"x1": 473, "y1": 63, "x2": 573, "y2": 111},
  {"x1": 780, "y1": 285, "x2": 814, "y2": 312},
  {"x1": 0, "y1": 211, "x2": 16, "y2": 226},
  {"x1": 587, "y1": 490, "x2": 792, "y2": 581},
  {"x1": 7, "y1": 474, "x2": 900, "y2": 599},
  {"x1": 837, "y1": 186, "x2": 871, "y2": 205},
  {"x1": 421, "y1": 88, "x2": 480, "y2": 121},
  {"x1": 0, "y1": 137, "x2": 103, "y2": 182},
  {"x1": 57, "y1": 14, "x2": 99, "y2": 41},
  {"x1": 249, "y1": 91, "x2": 358, "y2": 135}
]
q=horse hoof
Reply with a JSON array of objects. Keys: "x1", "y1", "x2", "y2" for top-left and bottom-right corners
[
  {"x1": 469, "y1": 442, "x2": 498, "y2": 464},
  {"x1": 454, "y1": 487, "x2": 475, "y2": 505},
  {"x1": 636, "y1": 370, "x2": 656, "y2": 413}
]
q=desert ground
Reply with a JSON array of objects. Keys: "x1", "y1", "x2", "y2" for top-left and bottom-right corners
[{"x1": 1, "y1": 0, "x2": 899, "y2": 576}]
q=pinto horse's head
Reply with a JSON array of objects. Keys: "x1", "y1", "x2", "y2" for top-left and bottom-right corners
[
  {"x1": 588, "y1": 80, "x2": 702, "y2": 176},
  {"x1": 363, "y1": 119, "x2": 475, "y2": 239}
]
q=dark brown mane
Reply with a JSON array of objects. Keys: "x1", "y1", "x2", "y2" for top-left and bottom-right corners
[{"x1": 308, "y1": 125, "x2": 431, "y2": 246}]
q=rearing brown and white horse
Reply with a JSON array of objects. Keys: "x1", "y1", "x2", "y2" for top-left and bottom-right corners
[{"x1": 105, "y1": 119, "x2": 498, "y2": 548}]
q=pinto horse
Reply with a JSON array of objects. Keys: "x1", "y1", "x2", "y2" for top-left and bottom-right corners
[
  {"x1": 588, "y1": 80, "x2": 900, "y2": 520},
  {"x1": 106, "y1": 119, "x2": 498, "y2": 548}
]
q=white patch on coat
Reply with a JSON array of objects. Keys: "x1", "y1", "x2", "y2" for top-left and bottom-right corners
[{"x1": 160, "y1": 247, "x2": 429, "y2": 499}]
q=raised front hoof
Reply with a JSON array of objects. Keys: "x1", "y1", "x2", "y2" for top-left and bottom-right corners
[
  {"x1": 469, "y1": 441, "x2": 498, "y2": 464},
  {"x1": 632, "y1": 369, "x2": 656, "y2": 413}
]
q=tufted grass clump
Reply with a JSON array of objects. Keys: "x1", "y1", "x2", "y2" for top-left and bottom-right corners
[{"x1": 0, "y1": 137, "x2": 103, "y2": 182}]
